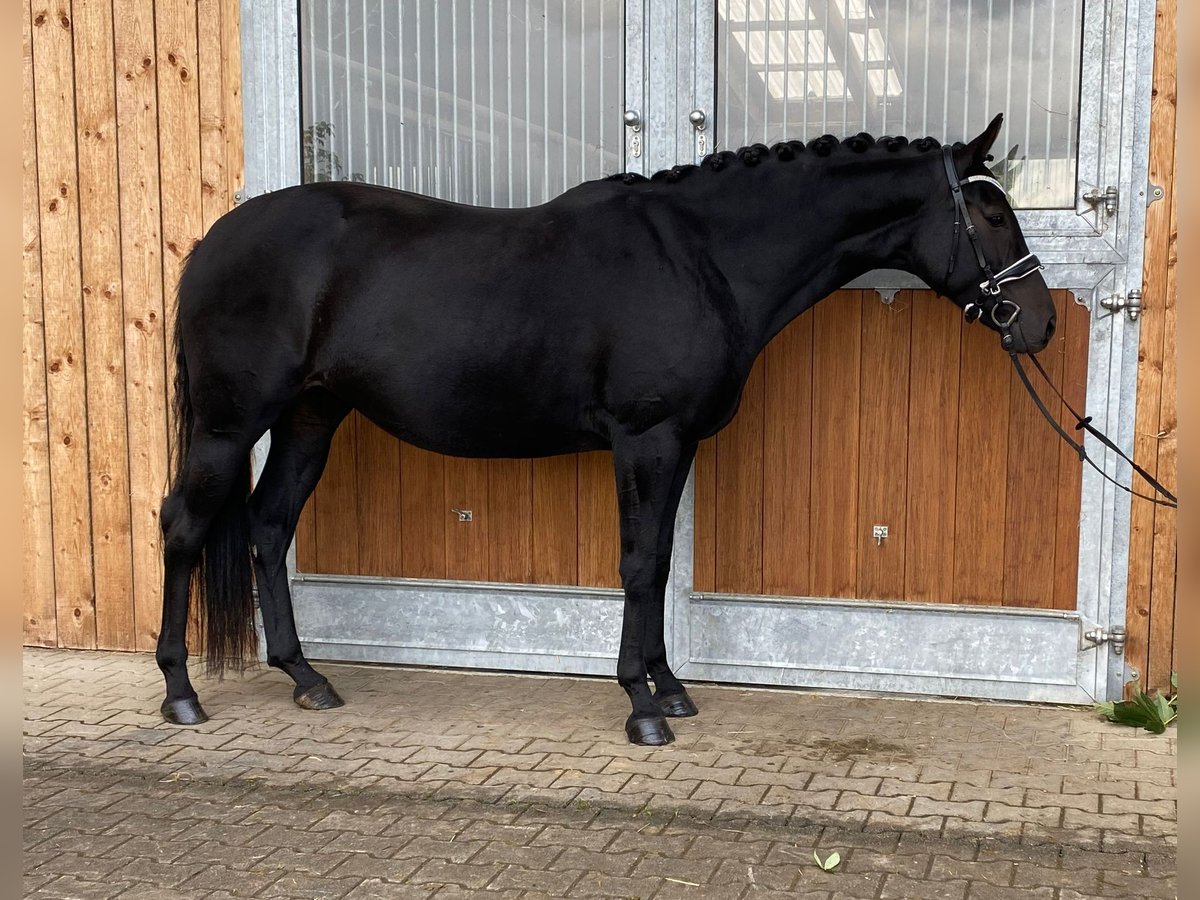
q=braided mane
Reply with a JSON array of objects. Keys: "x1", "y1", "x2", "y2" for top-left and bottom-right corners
[{"x1": 605, "y1": 132, "x2": 959, "y2": 186}]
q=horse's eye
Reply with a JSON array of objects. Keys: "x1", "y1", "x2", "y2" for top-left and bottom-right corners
[{"x1": 987, "y1": 214, "x2": 1006, "y2": 227}]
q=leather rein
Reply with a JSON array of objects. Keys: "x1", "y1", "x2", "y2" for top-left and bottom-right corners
[{"x1": 941, "y1": 147, "x2": 1177, "y2": 510}]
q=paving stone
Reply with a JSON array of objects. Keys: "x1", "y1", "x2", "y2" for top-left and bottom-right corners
[
  {"x1": 342, "y1": 880, "x2": 436, "y2": 899},
  {"x1": 408, "y1": 860, "x2": 505, "y2": 889},
  {"x1": 180, "y1": 865, "x2": 281, "y2": 896},
  {"x1": 879, "y1": 873, "x2": 968, "y2": 899},
  {"x1": 260, "y1": 873, "x2": 365, "y2": 898}
]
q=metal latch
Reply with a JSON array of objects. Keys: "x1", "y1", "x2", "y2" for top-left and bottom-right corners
[
  {"x1": 450, "y1": 508, "x2": 473, "y2": 522},
  {"x1": 1083, "y1": 624, "x2": 1126, "y2": 655},
  {"x1": 1098, "y1": 288, "x2": 1143, "y2": 321},
  {"x1": 1082, "y1": 185, "x2": 1119, "y2": 216},
  {"x1": 872, "y1": 525, "x2": 888, "y2": 546}
]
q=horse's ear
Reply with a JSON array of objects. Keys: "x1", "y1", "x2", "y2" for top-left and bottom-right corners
[{"x1": 959, "y1": 113, "x2": 1004, "y2": 168}]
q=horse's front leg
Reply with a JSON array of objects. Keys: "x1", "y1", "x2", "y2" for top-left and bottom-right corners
[
  {"x1": 611, "y1": 427, "x2": 688, "y2": 745},
  {"x1": 644, "y1": 442, "x2": 700, "y2": 719}
]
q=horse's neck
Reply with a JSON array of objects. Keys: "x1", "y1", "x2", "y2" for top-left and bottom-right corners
[{"x1": 689, "y1": 157, "x2": 936, "y2": 351}]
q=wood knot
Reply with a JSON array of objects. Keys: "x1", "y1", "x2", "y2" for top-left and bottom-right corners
[
  {"x1": 48, "y1": 360, "x2": 62, "y2": 372},
  {"x1": 73, "y1": 607, "x2": 82, "y2": 618},
  {"x1": 168, "y1": 53, "x2": 177, "y2": 65},
  {"x1": 134, "y1": 318, "x2": 145, "y2": 331},
  {"x1": 148, "y1": 311, "x2": 157, "y2": 321},
  {"x1": 180, "y1": 67, "x2": 190, "y2": 81},
  {"x1": 142, "y1": 56, "x2": 152, "y2": 68},
  {"x1": 59, "y1": 14, "x2": 70, "y2": 29},
  {"x1": 59, "y1": 184, "x2": 68, "y2": 196},
  {"x1": 48, "y1": 199, "x2": 58, "y2": 212},
  {"x1": 100, "y1": 473, "x2": 112, "y2": 487},
  {"x1": 63, "y1": 434, "x2": 71, "y2": 446},
  {"x1": 103, "y1": 288, "x2": 114, "y2": 299},
  {"x1": 33, "y1": 13, "x2": 45, "y2": 26},
  {"x1": 66, "y1": 352, "x2": 74, "y2": 364}
]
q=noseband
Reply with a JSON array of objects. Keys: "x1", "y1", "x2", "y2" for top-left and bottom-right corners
[{"x1": 941, "y1": 146, "x2": 1043, "y2": 343}]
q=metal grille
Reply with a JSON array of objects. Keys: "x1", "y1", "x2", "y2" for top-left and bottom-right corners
[
  {"x1": 717, "y1": 0, "x2": 1084, "y2": 208},
  {"x1": 300, "y1": 0, "x2": 624, "y2": 207}
]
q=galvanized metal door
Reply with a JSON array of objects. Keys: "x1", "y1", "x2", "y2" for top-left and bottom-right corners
[
  {"x1": 650, "y1": 0, "x2": 1157, "y2": 703},
  {"x1": 241, "y1": 0, "x2": 1156, "y2": 702}
]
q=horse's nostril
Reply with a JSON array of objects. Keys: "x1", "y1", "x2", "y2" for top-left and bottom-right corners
[{"x1": 1045, "y1": 316, "x2": 1057, "y2": 342}]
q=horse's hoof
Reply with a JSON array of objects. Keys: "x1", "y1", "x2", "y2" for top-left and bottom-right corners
[
  {"x1": 625, "y1": 714, "x2": 675, "y2": 746},
  {"x1": 656, "y1": 690, "x2": 699, "y2": 718},
  {"x1": 294, "y1": 681, "x2": 345, "y2": 710},
  {"x1": 161, "y1": 696, "x2": 208, "y2": 726}
]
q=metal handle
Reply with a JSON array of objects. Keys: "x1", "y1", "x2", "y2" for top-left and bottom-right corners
[
  {"x1": 624, "y1": 110, "x2": 642, "y2": 158},
  {"x1": 688, "y1": 109, "x2": 707, "y2": 157}
]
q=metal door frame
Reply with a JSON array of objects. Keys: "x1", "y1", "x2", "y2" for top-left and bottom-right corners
[{"x1": 241, "y1": 0, "x2": 1157, "y2": 702}]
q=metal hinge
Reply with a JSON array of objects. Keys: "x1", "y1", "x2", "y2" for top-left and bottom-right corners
[
  {"x1": 1098, "y1": 288, "x2": 1143, "y2": 321},
  {"x1": 1081, "y1": 185, "x2": 1119, "y2": 217},
  {"x1": 1083, "y1": 624, "x2": 1126, "y2": 655}
]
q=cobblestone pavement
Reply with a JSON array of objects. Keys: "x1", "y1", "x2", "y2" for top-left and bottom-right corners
[{"x1": 24, "y1": 648, "x2": 1176, "y2": 899}]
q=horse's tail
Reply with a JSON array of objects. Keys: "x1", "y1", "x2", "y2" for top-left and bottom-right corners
[{"x1": 170, "y1": 251, "x2": 257, "y2": 677}]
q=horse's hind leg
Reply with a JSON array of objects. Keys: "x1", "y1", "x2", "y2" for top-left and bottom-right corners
[
  {"x1": 611, "y1": 426, "x2": 688, "y2": 745},
  {"x1": 248, "y1": 389, "x2": 349, "y2": 708},
  {"x1": 644, "y1": 442, "x2": 699, "y2": 718},
  {"x1": 158, "y1": 434, "x2": 257, "y2": 725}
]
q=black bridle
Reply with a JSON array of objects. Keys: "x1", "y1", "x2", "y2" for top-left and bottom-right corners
[{"x1": 941, "y1": 147, "x2": 1177, "y2": 510}]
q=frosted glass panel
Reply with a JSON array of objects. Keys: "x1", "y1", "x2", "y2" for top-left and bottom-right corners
[
  {"x1": 717, "y1": 0, "x2": 1083, "y2": 208},
  {"x1": 301, "y1": 0, "x2": 624, "y2": 207}
]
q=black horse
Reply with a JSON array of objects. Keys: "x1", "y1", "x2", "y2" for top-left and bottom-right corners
[{"x1": 158, "y1": 114, "x2": 1054, "y2": 745}]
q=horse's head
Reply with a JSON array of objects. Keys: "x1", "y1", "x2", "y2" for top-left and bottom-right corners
[{"x1": 915, "y1": 114, "x2": 1056, "y2": 354}]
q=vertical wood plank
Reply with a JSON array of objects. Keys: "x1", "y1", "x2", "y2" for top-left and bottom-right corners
[
  {"x1": 577, "y1": 451, "x2": 620, "y2": 588},
  {"x1": 762, "y1": 312, "x2": 813, "y2": 596},
  {"x1": 197, "y1": 0, "x2": 229, "y2": 230},
  {"x1": 400, "y1": 442, "x2": 447, "y2": 579},
  {"x1": 1126, "y1": 0, "x2": 1176, "y2": 691},
  {"x1": 32, "y1": 0, "x2": 97, "y2": 648},
  {"x1": 314, "y1": 414, "x2": 360, "y2": 575},
  {"x1": 809, "y1": 291, "x2": 862, "y2": 598},
  {"x1": 220, "y1": 0, "x2": 243, "y2": 199},
  {"x1": 74, "y1": 0, "x2": 136, "y2": 650},
  {"x1": 952, "y1": 308, "x2": 1012, "y2": 605},
  {"x1": 532, "y1": 455, "x2": 578, "y2": 585},
  {"x1": 113, "y1": 0, "x2": 169, "y2": 650},
  {"x1": 1147, "y1": 173, "x2": 1178, "y2": 691},
  {"x1": 156, "y1": 0, "x2": 203, "y2": 301},
  {"x1": 692, "y1": 439, "x2": 717, "y2": 593},
  {"x1": 156, "y1": 0, "x2": 204, "y2": 624},
  {"x1": 714, "y1": 355, "x2": 765, "y2": 594},
  {"x1": 445, "y1": 457, "x2": 491, "y2": 581},
  {"x1": 1052, "y1": 295, "x2": 1089, "y2": 611},
  {"x1": 1002, "y1": 296, "x2": 1066, "y2": 608},
  {"x1": 22, "y1": 1, "x2": 58, "y2": 647},
  {"x1": 904, "y1": 295, "x2": 961, "y2": 602},
  {"x1": 355, "y1": 419, "x2": 403, "y2": 576},
  {"x1": 488, "y1": 459, "x2": 533, "y2": 583},
  {"x1": 855, "y1": 294, "x2": 911, "y2": 600}
]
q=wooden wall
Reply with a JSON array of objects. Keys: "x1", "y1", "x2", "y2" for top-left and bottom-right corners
[
  {"x1": 1125, "y1": 0, "x2": 1178, "y2": 695},
  {"x1": 22, "y1": 0, "x2": 243, "y2": 651}
]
